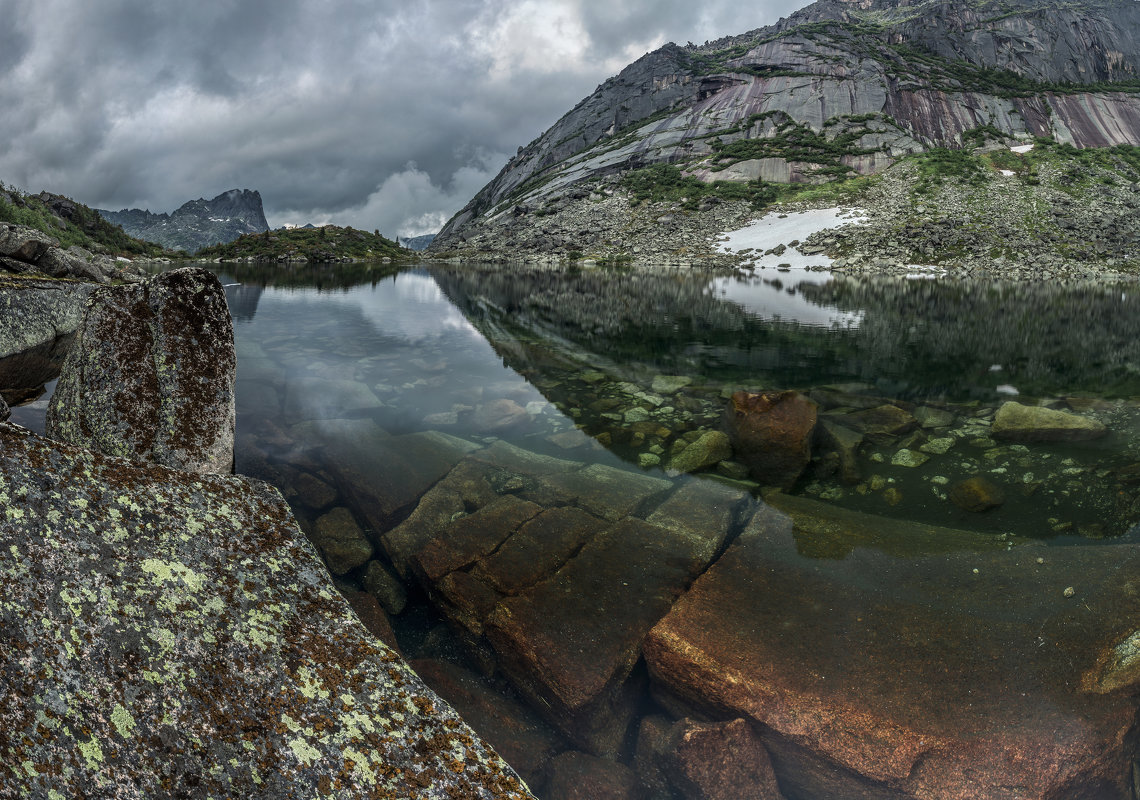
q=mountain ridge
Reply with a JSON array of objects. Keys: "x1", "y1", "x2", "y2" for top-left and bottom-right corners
[
  {"x1": 98, "y1": 189, "x2": 270, "y2": 253},
  {"x1": 433, "y1": 0, "x2": 1140, "y2": 257}
]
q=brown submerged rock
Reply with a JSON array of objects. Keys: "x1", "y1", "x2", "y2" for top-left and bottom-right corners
[
  {"x1": 726, "y1": 390, "x2": 818, "y2": 489},
  {"x1": 948, "y1": 476, "x2": 1006, "y2": 513},
  {"x1": 644, "y1": 502, "x2": 1140, "y2": 799}
]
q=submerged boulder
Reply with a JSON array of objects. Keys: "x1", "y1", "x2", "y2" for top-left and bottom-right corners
[
  {"x1": 0, "y1": 422, "x2": 531, "y2": 799},
  {"x1": 644, "y1": 500, "x2": 1140, "y2": 799},
  {"x1": 726, "y1": 390, "x2": 817, "y2": 489},
  {"x1": 992, "y1": 401, "x2": 1107, "y2": 442},
  {"x1": 45, "y1": 267, "x2": 236, "y2": 473}
]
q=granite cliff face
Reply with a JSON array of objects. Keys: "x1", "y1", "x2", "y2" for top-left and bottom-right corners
[
  {"x1": 434, "y1": 0, "x2": 1140, "y2": 252},
  {"x1": 99, "y1": 189, "x2": 270, "y2": 253}
]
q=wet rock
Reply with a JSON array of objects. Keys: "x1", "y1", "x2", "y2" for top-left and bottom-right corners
[
  {"x1": 666, "y1": 430, "x2": 731, "y2": 474},
  {"x1": 919, "y1": 437, "x2": 955, "y2": 455},
  {"x1": 362, "y1": 559, "x2": 408, "y2": 615},
  {"x1": 413, "y1": 495, "x2": 544, "y2": 582},
  {"x1": 0, "y1": 422, "x2": 531, "y2": 799},
  {"x1": 726, "y1": 390, "x2": 818, "y2": 490},
  {"x1": 890, "y1": 448, "x2": 929, "y2": 468},
  {"x1": 473, "y1": 398, "x2": 530, "y2": 432},
  {"x1": 544, "y1": 752, "x2": 638, "y2": 800},
  {"x1": 660, "y1": 718, "x2": 785, "y2": 800},
  {"x1": 837, "y1": 404, "x2": 919, "y2": 443},
  {"x1": 311, "y1": 506, "x2": 373, "y2": 575},
  {"x1": 472, "y1": 506, "x2": 608, "y2": 595},
  {"x1": 948, "y1": 476, "x2": 1006, "y2": 512},
  {"x1": 815, "y1": 419, "x2": 863, "y2": 485},
  {"x1": 45, "y1": 267, "x2": 236, "y2": 474},
  {"x1": 327, "y1": 428, "x2": 481, "y2": 541},
  {"x1": 652, "y1": 375, "x2": 693, "y2": 395},
  {"x1": 292, "y1": 470, "x2": 337, "y2": 510},
  {"x1": 645, "y1": 499, "x2": 1140, "y2": 800},
  {"x1": 0, "y1": 394, "x2": 7, "y2": 421},
  {"x1": 915, "y1": 406, "x2": 956, "y2": 429},
  {"x1": 340, "y1": 589, "x2": 401, "y2": 653},
  {"x1": 992, "y1": 401, "x2": 1107, "y2": 442},
  {"x1": 412, "y1": 658, "x2": 567, "y2": 791}
]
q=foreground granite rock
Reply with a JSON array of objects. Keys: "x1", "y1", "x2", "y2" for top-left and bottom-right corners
[
  {"x1": 0, "y1": 422, "x2": 531, "y2": 799},
  {"x1": 643, "y1": 503, "x2": 1140, "y2": 799},
  {"x1": 0, "y1": 277, "x2": 95, "y2": 361},
  {"x1": 45, "y1": 267, "x2": 237, "y2": 473}
]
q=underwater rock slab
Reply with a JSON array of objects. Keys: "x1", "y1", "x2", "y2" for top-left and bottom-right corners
[
  {"x1": 45, "y1": 267, "x2": 236, "y2": 474},
  {"x1": 644, "y1": 499, "x2": 1140, "y2": 800},
  {"x1": 0, "y1": 422, "x2": 531, "y2": 799},
  {"x1": 992, "y1": 401, "x2": 1108, "y2": 443}
]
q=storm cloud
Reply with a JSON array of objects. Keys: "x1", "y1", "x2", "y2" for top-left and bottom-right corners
[{"x1": 0, "y1": 0, "x2": 811, "y2": 237}]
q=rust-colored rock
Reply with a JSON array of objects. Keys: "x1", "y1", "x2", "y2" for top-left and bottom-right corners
[
  {"x1": 662, "y1": 718, "x2": 785, "y2": 800},
  {"x1": 412, "y1": 658, "x2": 567, "y2": 790},
  {"x1": 726, "y1": 390, "x2": 818, "y2": 490},
  {"x1": 948, "y1": 476, "x2": 1006, "y2": 513},
  {"x1": 644, "y1": 501, "x2": 1140, "y2": 799},
  {"x1": 544, "y1": 751, "x2": 638, "y2": 800}
]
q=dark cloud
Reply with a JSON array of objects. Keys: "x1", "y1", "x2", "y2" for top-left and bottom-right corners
[{"x1": 0, "y1": 0, "x2": 811, "y2": 237}]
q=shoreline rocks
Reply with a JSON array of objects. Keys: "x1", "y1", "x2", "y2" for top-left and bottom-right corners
[
  {"x1": 45, "y1": 267, "x2": 237, "y2": 474},
  {"x1": 0, "y1": 422, "x2": 532, "y2": 799}
]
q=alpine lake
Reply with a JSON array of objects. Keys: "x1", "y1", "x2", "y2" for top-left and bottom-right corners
[{"x1": 12, "y1": 259, "x2": 1140, "y2": 797}]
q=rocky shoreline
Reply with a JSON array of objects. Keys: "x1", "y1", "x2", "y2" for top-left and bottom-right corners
[{"x1": 429, "y1": 144, "x2": 1140, "y2": 281}]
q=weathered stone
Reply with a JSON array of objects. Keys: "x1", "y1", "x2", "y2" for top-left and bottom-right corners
[
  {"x1": 37, "y1": 245, "x2": 109, "y2": 284},
  {"x1": 646, "y1": 478, "x2": 750, "y2": 563},
  {"x1": 327, "y1": 429, "x2": 481, "y2": 541},
  {"x1": 544, "y1": 752, "x2": 639, "y2": 800},
  {"x1": 837, "y1": 404, "x2": 919, "y2": 442},
  {"x1": 341, "y1": 589, "x2": 401, "y2": 653},
  {"x1": 763, "y1": 491, "x2": 1015, "y2": 559},
  {"x1": 311, "y1": 506, "x2": 373, "y2": 575},
  {"x1": 726, "y1": 390, "x2": 817, "y2": 490},
  {"x1": 948, "y1": 476, "x2": 1006, "y2": 512},
  {"x1": 652, "y1": 375, "x2": 692, "y2": 394},
  {"x1": 533, "y1": 462, "x2": 672, "y2": 521},
  {"x1": 815, "y1": 419, "x2": 863, "y2": 484},
  {"x1": 992, "y1": 401, "x2": 1107, "y2": 442},
  {"x1": 0, "y1": 222, "x2": 55, "y2": 263},
  {"x1": 485, "y1": 516, "x2": 721, "y2": 751},
  {"x1": 292, "y1": 470, "x2": 338, "y2": 510},
  {"x1": 412, "y1": 658, "x2": 566, "y2": 790},
  {"x1": 472, "y1": 506, "x2": 608, "y2": 595},
  {"x1": 666, "y1": 430, "x2": 732, "y2": 474},
  {"x1": 45, "y1": 267, "x2": 236, "y2": 474},
  {"x1": 362, "y1": 559, "x2": 408, "y2": 616},
  {"x1": 0, "y1": 279, "x2": 96, "y2": 361},
  {"x1": 413, "y1": 495, "x2": 544, "y2": 582},
  {"x1": 644, "y1": 499, "x2": 1140, "y2": 800},
  {"x1": 890, "y1": 448, "x2": 929, "y2": 468},
  {"x1": 473, "y1": 398, "x2": 530, "y2": 432},
  {"x1": 0, "y1": 422, "x2": 531, "y2": 799},
  {"x1": 914, "y1": 406, "x2": 956, "y2": 429},
  {"x1": 0, "y1": 394, "x2": 7, "y2": 421},
  {"x1": 661, "y1": 718, "x2": 785, "y2": 800}
]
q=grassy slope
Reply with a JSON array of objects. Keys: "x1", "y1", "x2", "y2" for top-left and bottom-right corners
[
  {"x1": 196, "y1": 225, "x2": 407, "y2": 261},
  {"x1": 0, "y1": 186, "x2": 178, "y2": 258}
]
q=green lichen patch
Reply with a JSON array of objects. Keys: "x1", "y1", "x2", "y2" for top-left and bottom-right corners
[{"x1": 0, "y1": 422, "x2": 531, "y2": 799}]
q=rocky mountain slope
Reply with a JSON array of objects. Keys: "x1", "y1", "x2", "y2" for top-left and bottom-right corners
[
  {"x1": 432, "y1": 0, "x2": 1140, "y2": 265},
  {"x1": 99, "y1": 189, "x2": 270, "y2": 253}
]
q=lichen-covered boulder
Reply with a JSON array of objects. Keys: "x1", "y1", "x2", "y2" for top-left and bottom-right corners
[
  {"x1": 0, "y1": 422, "x2": 532, "y2": 799},
  {"x1": 0, "y1": 277, "x2": 96, "y2": 360},
  {"x1": 45, "y1": 267, "x2": 237, "y2": 473}
]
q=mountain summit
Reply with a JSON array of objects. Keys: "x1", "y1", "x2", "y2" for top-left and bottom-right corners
[
  {"x1": 433, "y1": 0, "x2": 1140, "y2": 256},
  {"x1": 98, "y1": 189, "x2": 270, "y2": 253}
]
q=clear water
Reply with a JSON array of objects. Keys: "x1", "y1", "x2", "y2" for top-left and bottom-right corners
[{"x1": 8, "y1": 261, "x2": 1140, "y2": 795}]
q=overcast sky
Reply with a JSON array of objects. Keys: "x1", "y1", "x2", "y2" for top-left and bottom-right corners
[{"x1": 0, "y1": 0, "x2": 811, "y2": 237}]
